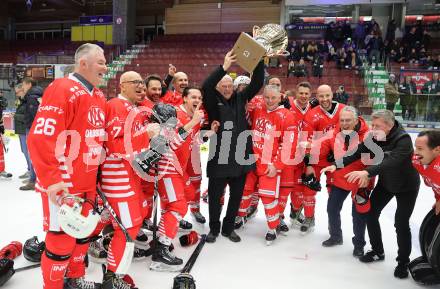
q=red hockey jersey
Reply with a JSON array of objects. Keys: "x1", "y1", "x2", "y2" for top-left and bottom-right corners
[
  {"x1": 104, "y1": 95, "x2": 150, "y2": 159},
  {"x1": 162, "y1": 90, "x2": 183, "y2": 106},
  {"x1": 287, "y1": 97, "x2": 311, "y2": 132},
  {"x1": 412, "y1": 155, "x2": 440, "y2": 200},
  {"x1": 249, "y1": 105, "x2": 296, "y2": 175},
  {"x1": 303, "y1": 101, "x2": 345, "y2": 135},
  {"x1": 155, "y1": 105, "x2": 202, "y2": 176},
  {"x1": 317, "y1": 117, "x2": 370, "y2": 192},
  {"x1": 28, "y1": 75, "x2": 106, "y2": 194}
]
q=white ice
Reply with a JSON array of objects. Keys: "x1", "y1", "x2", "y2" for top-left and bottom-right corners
[{"x1": 0, "y1": 133, "x2": 433, "y2": 289}]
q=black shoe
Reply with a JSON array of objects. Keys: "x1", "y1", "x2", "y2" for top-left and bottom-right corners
[
  {"x1": 322, "y1": 237, "x2": 343, "y2": 247},
  {"x1": 277, "y1": 219, "x2": 289, "y2": 235},
  {"x1": 265, "y1": 229, "x2": 277, "y2": 246},
  {"x1": 191, "y1": 211, "x2": 206, "y2": 224},
  {"x1": 150, "y1": 242, "x2": 183, "y2": 272},
  {"x1": 246, "y1": 205, "x2": 258, "y2": 219},
  {"x1": 234, "y1": 216, "x2": 246, "y2": 229},
  {"x1": 359, "y1": 250, "x2": 385, "y2": 263},
  {"x1": 353, "y1": 247, "x2": 364, "y2": 257},
  {"x1": 65, "y1": 277, "x2": 102, "y2": 289},
  {"x1": 394, "y1": 262, "x2": 409, "y2": 279},
  {"x1": 102, "y1": 271, "x2": 130, "y2": 289},
  {"x1": 179, "y1": 220, "x2": 193, "y2": 231},
  {"x1": 206, "y1": 231, "x2": 218, "y2": 243},
  {"x1": 221, "y1": 230, "x2": 241, "y2": 242}
]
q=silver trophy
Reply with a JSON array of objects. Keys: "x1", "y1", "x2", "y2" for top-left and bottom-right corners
[{"x1": 253, "y1": 24, "x2": 289, "y2": 57}]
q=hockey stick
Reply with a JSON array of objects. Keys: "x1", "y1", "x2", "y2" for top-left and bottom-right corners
[
  {"x1": 172, "y1": 234, "x2": 207, "y2": 289},
  {"x1": 0, "y1": 261, "x2": 40, "y2": 287},
  {"x1": 149, "y1": 165, "x2": 159, "y2": 255},
  {"x1": 96, "y1": 187, "x2": 134, "y2": 275},
  {"x1": 15, "y1": 263, "x2": 40, "y2": 272}
]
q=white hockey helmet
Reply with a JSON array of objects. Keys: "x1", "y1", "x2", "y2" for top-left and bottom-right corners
[
  {"x1": 233, "y1": 75, "x2": 251, "y2": 90},
  {"x1": 58, "y1": 197, "x2": 100, "y2": 239}
]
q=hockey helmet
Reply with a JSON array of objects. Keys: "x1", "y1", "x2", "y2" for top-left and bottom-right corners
[
  {"x1": 150, "y1": 103, "x2": 177, "y2": 128},
  {"x1": 233, "y1": 75, "x2": 251, "y2": 90},
  {"x1": 23, "y1": 236, "x2": 45, "y2": 263},
  {"x1": 58, "y1": 197, "x2": 100, "y2": 239}
]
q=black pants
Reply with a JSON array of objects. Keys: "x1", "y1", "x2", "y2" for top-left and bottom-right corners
[
  {"x1": 327, "y1": 186, "x2": 366, "y2": 249},
  {"x1": 208, "y1": 174, "x2": 246, "y2": 235},
  {"x1": 367, "y1": 183, "x2": 419, "y2": 264}
]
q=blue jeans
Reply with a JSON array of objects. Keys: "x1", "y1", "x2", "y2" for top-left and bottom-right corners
[
  {"x1": 25, "y1": 129, "x2": 36, "y2": 182},
  {"x1": 327, "y1": 185, "x2": 367, "y2": 249},
  {"x1": 19, "y1": 134, "x2": 31, "y2": 172}
]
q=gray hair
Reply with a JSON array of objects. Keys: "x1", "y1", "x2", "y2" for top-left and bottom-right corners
[
  {"x1": 264, "y1": 84, "x2": 281, "y2": 95},
  {"x1": 74, "y1": 43, "x2": 104, "y2": 67},
  {"x1": 371, "y1": 110, "x2": 395, "y2": 126},
  {"x1": 341, "y1": 106, "x2": 358, "y2": 119}
]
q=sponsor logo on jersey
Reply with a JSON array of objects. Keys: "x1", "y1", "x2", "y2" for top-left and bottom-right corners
[
  {"x1": 85, "y1": 128, "x2": 106, "y2": 138},
  {"x1": 87, "y1": 106, "x2": 105, "y2": 128}
]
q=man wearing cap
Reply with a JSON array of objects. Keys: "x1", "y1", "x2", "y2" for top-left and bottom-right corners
[{"x1": 384, "y1": 74, "x2": 400, "y2": 111}]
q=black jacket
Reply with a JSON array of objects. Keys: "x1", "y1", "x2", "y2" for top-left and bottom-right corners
[
  {"x1": 336, "y1": 120, "x2": 420, "y2": 193},
  {"x1": 23, "y1": 86, "x2": 43, "y2": 129},
  {"x1": 202, "y1": 61, "x2": 264, "y2": 178},
  {"x1": 14, "y1": 97, "x2": 27, "y2": 135}
]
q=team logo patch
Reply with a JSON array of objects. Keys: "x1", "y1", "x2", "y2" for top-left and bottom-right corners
[{"x1": 87, "y1": 106, "x2": 105, "y2": 128}]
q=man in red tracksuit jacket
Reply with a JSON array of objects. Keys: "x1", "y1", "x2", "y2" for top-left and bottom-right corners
[
  {"x1": 318, "y1": 106, "x2": 372, "y2": 258},
  {"x1": 28, "y1": 43, "x2": 107, "y2": 289},
  {"x1": 237, "y1": 84, "x2": 296, "y2": 245},
  {"x1": 412, "y1": 130, "x2": 440, "y2": 213}
]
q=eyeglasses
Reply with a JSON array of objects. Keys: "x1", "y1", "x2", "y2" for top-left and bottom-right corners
[{"x1": 122, "y1": 80, "x2": 145, "y2": 86}]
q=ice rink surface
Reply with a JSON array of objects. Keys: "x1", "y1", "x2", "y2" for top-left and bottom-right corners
[{"x1": 0, "y1": 133, "x2": 433, "y2": 289}]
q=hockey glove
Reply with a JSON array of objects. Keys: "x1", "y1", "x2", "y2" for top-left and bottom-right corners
[
  {"x1": 280, "y1": 96, "x2": 291, "y2": 109},
  {"x1": 0, "y1": 125, "x2": 4, "y2": 135},
  {"x1": 132, "y1": 135, "x2": 168, "y2": 175},
  {"x1": 0, "y1": 258, "x2": 14, "y2": 287},
  {"x1": 301, "y1": 173, "x2": 322, "y2": 191},
  {"x1": 326, "y1": 151, "x2": 335, "y2": 163},
  {"x1": 353, "y1": 188, "x2": 371, "y2": 214}
]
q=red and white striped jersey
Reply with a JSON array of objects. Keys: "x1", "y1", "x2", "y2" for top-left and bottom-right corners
[
  {"x1": 154, "y1": 105, "x2": 203, "y2": 176},
  {"x1": 99, "y1": 95, "x2": 150, "y2": 200}
]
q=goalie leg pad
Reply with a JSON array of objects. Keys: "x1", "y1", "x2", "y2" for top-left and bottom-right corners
[{"x1": 106, "y1": 225, "x2": 139, "y2": 275}]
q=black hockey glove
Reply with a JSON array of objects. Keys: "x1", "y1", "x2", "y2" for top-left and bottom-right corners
[
  {"x1": 326, "y1": 151, "x2": 335, "y2": 163},
  {"x1": 132, "y1": 135, "x2": 168, "y2": 175},
  {"x1": 280, "y1": 96, "x2": 291, "y2": 109},
  {"x1": 0, "y1": 258, "x2": 14, "y2": 286},
  {"x1": 0, "y1": 125, "x2": 4, "y2": 135},
  {"x1": 301, "y1": 173, "x2": 321, "y2": 191}
]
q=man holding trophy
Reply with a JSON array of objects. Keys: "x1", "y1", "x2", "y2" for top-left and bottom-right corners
[{"x1": 201, "y1": 24, "x2": 289, "y2": 244}]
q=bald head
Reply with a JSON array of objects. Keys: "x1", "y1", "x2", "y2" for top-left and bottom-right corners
[
  {"x1": 119, "y1": 71, "x2": 145, "y2": 104},
  {"x1": 316, "y1": 84, "x2": 333, "y2": 111},
  {"x1": 120, "y1": 71, "x2": 142, "y2": 84},
  {"x1": 173, "y1": 72, "x2": 188, "y2": 94}
]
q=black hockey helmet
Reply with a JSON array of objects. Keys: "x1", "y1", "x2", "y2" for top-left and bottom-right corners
[
  {"x1": 150, "y1": 103, "x2": 177, "y2": 128},
  {"x1": 23, "y1": 236, "x2": 45, "y2": 263}
]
